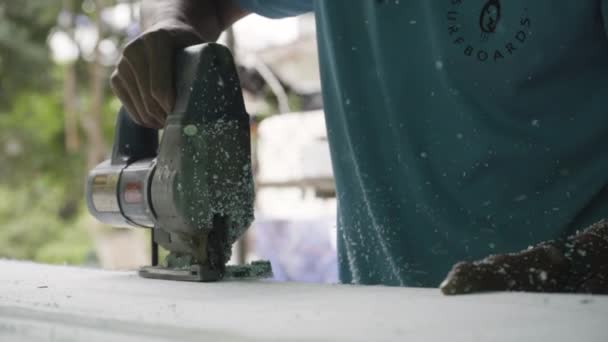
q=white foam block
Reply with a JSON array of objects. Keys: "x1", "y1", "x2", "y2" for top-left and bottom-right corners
[{"x1": 1, "y1": 260, "x2": 607, "y2": 342}]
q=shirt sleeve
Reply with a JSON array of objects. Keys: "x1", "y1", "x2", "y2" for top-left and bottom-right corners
[
  {"x1": 603, "y1": 0, "x2": 608, "y2": 38},
  {"x1": 237, "y1": 0, "x2": 313, "y2": 18}
]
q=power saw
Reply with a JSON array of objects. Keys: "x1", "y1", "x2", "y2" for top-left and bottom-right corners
[{"x1": 85, "y1": 43, "x2": 270, "y2": 281}]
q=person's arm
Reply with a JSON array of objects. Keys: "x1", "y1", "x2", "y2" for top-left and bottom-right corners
[{"x1": 111, "y1": 0, "x2": 249, "y2": 128}]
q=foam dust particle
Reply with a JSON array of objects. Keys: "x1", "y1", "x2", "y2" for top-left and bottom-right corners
[{"x1": 183, "y1": 125, "x2": 198, "y2": 136}]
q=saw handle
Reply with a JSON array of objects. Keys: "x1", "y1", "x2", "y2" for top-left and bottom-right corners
[
  {"x1": 111, "y1": 106, "x2": 159, "y2": 165},
  {"x1": 110, "y1": 42, "x2": 232, "y2": 166}
]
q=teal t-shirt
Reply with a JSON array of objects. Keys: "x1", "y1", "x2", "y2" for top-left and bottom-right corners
[{"x1": 239, "y1": 0, "x2": 608, "y2": 286}]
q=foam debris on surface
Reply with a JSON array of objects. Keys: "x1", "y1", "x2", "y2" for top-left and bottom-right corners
[{"x1": 224, "y1": 260, "x2": 273, "y2": 280}]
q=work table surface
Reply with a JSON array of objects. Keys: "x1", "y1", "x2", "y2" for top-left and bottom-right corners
[{"x1": 0, "y1": 260, "x2": 607, "y2": 342}]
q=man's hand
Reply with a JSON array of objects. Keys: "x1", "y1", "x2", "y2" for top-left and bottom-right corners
[
  {"x1": 440, "y1": 220, "x2": 608, "y2": 295},
  {"x1": 111, "y1": 21, "x2": 202, "y2": 128},
  {"x1": 110, "y1": 0, "x2": 247, "y2": 128}
]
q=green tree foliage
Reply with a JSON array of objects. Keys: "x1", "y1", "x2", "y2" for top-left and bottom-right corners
[
  {"x1": 0, "y1": 1, "x2": 62, "y2": 108},
  {"x1": 0, "y1": 85, "x2": 93, "y2": 263},
  {"x1": 0, "y1": 185, "x2": 92, "y2": 264},
  {"x1": 0, "y1": 0, "x2": 129, "y2": 264}
]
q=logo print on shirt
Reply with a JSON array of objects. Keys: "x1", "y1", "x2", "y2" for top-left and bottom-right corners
[
  {"x1": 479, "y1": 0, "x2": 501, "y2": 41},
  {"x1": 447, "y1": 1, "x2": 531, "y2": 63}
]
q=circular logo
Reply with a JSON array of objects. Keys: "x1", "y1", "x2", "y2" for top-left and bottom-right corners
[{"x1": 447, "y1": 1, "x2": 532, "y2": 63}]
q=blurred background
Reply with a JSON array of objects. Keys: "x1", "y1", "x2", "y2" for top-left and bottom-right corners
[{"x1": 0, "y1": 0, "x2": 337, "y2": 283}]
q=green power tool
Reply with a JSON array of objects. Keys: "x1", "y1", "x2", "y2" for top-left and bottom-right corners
[{"x1": 86, "y1": 43, "x2": 268, "y2": 281}]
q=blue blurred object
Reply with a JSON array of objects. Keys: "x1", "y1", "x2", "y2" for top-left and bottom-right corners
[{"x1": 254, "y1": 218, "x2": 338, "y2": 283}]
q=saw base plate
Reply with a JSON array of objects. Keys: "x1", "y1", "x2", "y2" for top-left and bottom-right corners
[
  {"x1": 138, "y1": 260, "x2": 273, "y2": 282},
  {"x1": 139, "y1": 264, "x2": 221, "y2": 282}
]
